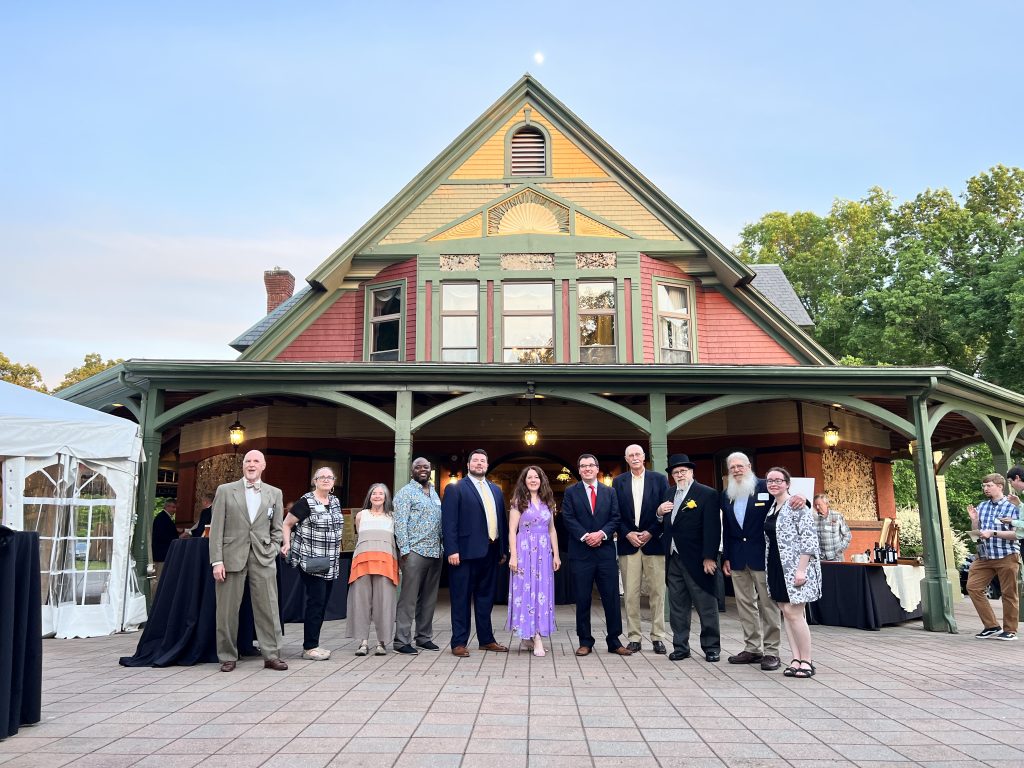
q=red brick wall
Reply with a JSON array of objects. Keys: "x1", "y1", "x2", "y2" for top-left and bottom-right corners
[
  {"x1": 275, "y1": 259, "x2": 417, "y2": 361},
  {"x1": 639, "y1": 255, "x2": 799, "y2": 365}
]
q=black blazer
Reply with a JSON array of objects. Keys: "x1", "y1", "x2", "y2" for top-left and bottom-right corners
[
  {"x1": 720, "y1": 478, "x2": 770, "y2": 571},
  {"x1": 613, "y1": 470, "x2": 668, "y2": 556},
  {"x1": 663, "y1": 481, "x2": 721, "y2": 594},
  {"x1": 561, "y1": 481, "x2": 620, "y2": 560},
  {"x1": 441, "y1": 476, "x2": 508, "y2": 561}
]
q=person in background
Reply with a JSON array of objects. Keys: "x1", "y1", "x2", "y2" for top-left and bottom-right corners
[
  {"x1": 967, "y1": 472, "x2": 1019, "y2": 641},
  {"x1": 151, "y1": 499, "x2": 179, "y2": 591},
  {"x1": 763, "y1": 467, "x2": 821, "y2": 679},
  {"x1": 189, "y1": 493, "x2": 214, "y2": 538},
  {"x1": 392, "y1": 457, "x2": 443, "y2": 654},
  {"x1": 281, "y1": 467, "x2": 344, "y2": 661},
  {"x1": 813, "y1": 493, "x2": 852, "y2": 562},
  {"x1": 347, "y1": 483, "x2": 399, "y2": 656}
]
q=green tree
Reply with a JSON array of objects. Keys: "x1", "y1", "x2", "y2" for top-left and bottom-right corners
[
  {"x1": 0, "y1": 352, "x2": 47, "y2": 392},
  {"x1": 55, "y1": 353, "x2": 123, "y2": 392}
]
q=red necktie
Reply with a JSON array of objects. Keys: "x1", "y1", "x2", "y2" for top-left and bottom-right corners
[{"x1": 589, "y1": 485, "x2": 597, "y2": 514}]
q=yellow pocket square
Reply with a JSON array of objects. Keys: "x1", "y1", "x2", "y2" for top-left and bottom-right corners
[{"x1": 686, "y1": 500, "x2": 697, "y2": 509}]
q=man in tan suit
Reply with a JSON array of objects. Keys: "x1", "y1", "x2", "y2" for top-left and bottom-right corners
[{"x1": 209, "y1": 450, "x2": 288, "y2": 672}]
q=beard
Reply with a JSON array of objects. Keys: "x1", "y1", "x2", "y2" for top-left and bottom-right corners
[{"x1": 726, "y1": 473, "x2": 757, "y2": 503}]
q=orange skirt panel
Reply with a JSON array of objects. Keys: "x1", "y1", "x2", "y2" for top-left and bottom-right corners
[{"x1": 348, "y1": 551, "x2": 399, "y2": 585}]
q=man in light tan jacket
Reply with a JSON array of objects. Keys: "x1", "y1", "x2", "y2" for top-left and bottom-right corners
[{"x1": 209, "y1": 450, "x2": 287, "y2": 671}]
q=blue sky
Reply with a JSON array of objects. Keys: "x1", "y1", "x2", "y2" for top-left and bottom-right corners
[{"x1": 3, "y1": 2, "x2": 1022, "y2": 386}]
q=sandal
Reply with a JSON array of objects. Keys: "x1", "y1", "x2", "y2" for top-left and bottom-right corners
[
  {"x1": 792, "y1": 660, "x2": 814, "y2": 679},
  {"x1": 783, "y1": 659, "x2": 801, "y2": 677},
  {"x1": 803, "y1": 660, "x2": 816, "y2": 676}
]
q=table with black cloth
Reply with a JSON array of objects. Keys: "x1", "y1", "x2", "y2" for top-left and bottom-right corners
[
  {"x1": 0, "y1": 529, "x2": 42, "y2": 740},
  {"x1": 119, "y1": 538, "x2": 350, "y2": 667},
  {"x1": 806, "y1": 562, "x2": 923, "y2": 630}
]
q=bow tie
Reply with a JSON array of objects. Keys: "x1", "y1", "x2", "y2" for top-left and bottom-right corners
[{"x1": 245, "y1": 482, "x2": 261, "y2": 492}]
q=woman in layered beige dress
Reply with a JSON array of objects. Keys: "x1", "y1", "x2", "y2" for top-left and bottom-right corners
[{"x1": 347, "y1": 483, "x2": 399, "y2": 656}]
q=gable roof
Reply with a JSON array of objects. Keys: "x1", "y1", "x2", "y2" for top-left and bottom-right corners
[
  {"x1": 750, "y1": 265, "x2": 814, "y2": 328},
  {"x1": 237, "y1": 74, "x2": 834, "y2": 365}
]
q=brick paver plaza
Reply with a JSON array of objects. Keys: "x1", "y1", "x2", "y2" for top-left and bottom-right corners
[{"x1": 3, "y1": 593, "x2": 1022, "y2": 767}]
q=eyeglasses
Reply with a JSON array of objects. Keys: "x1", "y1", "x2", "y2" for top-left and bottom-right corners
[
  {"x1": 315, "y1": 475, "x2": 335, "y2": 481},
  {"x1": 765, "y1": 478, "x2": 787, "y2": 485},
  {"x1": 578, "y1": 463, "x2": 598, "y2": 469}
]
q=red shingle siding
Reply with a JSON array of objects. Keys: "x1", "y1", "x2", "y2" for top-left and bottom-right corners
[
  {"x1": 275, "y1": 258, "x2": 417, "y2": 362},
  {"x1": 638, "y1": 254, "x2": 798, "y2": 365}
]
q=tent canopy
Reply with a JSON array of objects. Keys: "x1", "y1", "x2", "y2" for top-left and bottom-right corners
[{"x1": 0, "y1": 380, "x2": 141, "y2": 461}]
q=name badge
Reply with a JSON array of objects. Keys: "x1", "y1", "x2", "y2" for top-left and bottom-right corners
[
  {"x1": 757, "y1": 492, "x2": 769, "y2": 501},
  {"x1": 313, "y1": 504, "x2": 326, "y2": 512}
]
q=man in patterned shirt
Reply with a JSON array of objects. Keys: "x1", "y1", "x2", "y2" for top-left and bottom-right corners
[
  {"x1": 966, "y1": 473, "x2": 1020, "y2": 641},
  {"x1": 813, "y1": 494, "x2": 852, "y2": 561},
  {"x1": 393, "y1": 457, "x2": 443, "y2": 654}
]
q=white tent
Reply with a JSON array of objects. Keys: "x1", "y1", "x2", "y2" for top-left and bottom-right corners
[{"x1": 0, "y1": 381, "x2": 145, "y2": 638}]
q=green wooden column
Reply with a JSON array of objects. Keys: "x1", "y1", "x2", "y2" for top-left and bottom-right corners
[
  {"x1": 393, "y1": 390, "x2": 413, "y2": 497},
  {"x1": 910, "y1": 395, "x2": 957, "y2": 633},
  {"x1": 137, "y1": 389, "x2": 163, "y2": 606},
  {"x1": 648, "y1": 393, "x2": 668, "y2": 478}
]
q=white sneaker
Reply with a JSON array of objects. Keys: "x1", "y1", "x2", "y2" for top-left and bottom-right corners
[
  {"x1": 302, "y1": 647, "x2": 331, "y2": 661},
  {"x1": 374, "y1": 642, "x2": 388, "y2": 656},
  {"x1": 355, "y1": 641, "x2": 368, "y2": 656}
]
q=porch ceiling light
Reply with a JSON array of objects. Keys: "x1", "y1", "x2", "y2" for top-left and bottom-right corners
[
  {"x1": 822, "y1": 408, "x2": 840, "y2": 448},
  {"x1": 523, "y1": 382, "x2": 539, "y2": 446},
  {"x1": 228, "y1": 413, "x2": 246, "y2": 446}
]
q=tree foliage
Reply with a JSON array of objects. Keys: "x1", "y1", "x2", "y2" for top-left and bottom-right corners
[
  {"x1": 738, "y1": 165, "x2": 1024, "y2": 391},
  {"x1": 0, "y1": 352, "x2": 48, "y2": 392},
  {"x1": 54, "y1": 353, "x2": 123, "y2": 392}
]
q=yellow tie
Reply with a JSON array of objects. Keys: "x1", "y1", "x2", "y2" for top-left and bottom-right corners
[{"x1": 479, "y1": 480, "x2": 498, "y2": 541}]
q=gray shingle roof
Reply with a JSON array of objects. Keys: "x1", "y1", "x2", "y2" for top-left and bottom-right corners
[
  {"x1": 749, "y1": 264, "x2": 813, "y2": 327},
  {"x1": 230, "y1": 285, "x2": 312, "y2": 352}
]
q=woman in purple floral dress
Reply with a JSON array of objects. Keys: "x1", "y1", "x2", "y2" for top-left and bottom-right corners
[{"x1": 506, "y1": 466, "x2": 561, "y2": 656}]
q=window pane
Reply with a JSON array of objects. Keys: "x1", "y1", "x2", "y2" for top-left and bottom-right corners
[
  {"x1": 372, "y1": 318, "x2": 399, "y2": 355},
  {"x1": 441, "y1": 348, "x2": 479, "y2": 363},
  {"x1": 373, "y1": 287, "x2": 401, "y2": 317},
  {"x1": 442, "y1": 283, "x2": 478, "y2": 311},
  {"x1": 657, "y1": 284, "x2": 688, "y2": 314},
  {"x1": 442, "y1": 316, "x2": 477, "y2": 347},
  {"x1": 661, "y1": 348, "x2": 692, "y2": 364},
  {"x1": 580, "y1": 346, "x2": 616, "y2": 364},
  {"x1": 578, "y1": 282, "x2": 615, "y2": 310},
  {"x1": 503, "y1": 283, "x2": 552, "y2": 311},
  {"x1": 504, "y1": 316, "x2": 553, "y2": 347},
  {"x1": 503, "y1": 348, "x2": 554, "y2": 364},
  {"x1": 661, "y1": 317, "x2": 691, "y2": 351},
  {"x1": 580, "y1": 314, "x2": 615, "y2": 348}
]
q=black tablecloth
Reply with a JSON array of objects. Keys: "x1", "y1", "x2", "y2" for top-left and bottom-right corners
[
  {"x1": 120, "y1": 538, "x2": 352, "y2": 667},
  {"x1": 807, "y1": 562, "x2": 923, "y2": 630},
  {"x1": 0, "y1": 530, "x2": 42, "y2": 739}
]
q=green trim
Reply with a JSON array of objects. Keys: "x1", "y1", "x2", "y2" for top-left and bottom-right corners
[
  {"x1": 651, "y1": 275, "x2": 699, "y2": 364},
  {"x1": 363, "y1": 278, "x2": 407, "y2": 363},
  {"x1": 503, "y1": 120, "x2": 552, "y2": 179}
]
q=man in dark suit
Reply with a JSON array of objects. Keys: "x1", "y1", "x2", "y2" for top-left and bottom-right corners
[
  {"x1": 562, "y1": 453, "x2": 632, "y2": 656},
  {"x1": 720, "y1": 451, "x2": 781, "y2": 671},
  {"x1": 441, "y1": 448, "x2": 509, "y2": 657},
  {"x1": 613, "y1": 444, "x2": 669, "y2": 654},
  {"x1": 209, "y1": 450, "x2": 287, "y2": 672},
  {"x1": 658, "y1": 454, "x2": 721, "y2": 662},
  {"x1": 189, "y1": 492, "x2": 214, "y2": 538}
]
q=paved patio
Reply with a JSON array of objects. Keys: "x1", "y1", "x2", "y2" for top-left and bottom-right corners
[{"x1": 3, "y1": 592, "x2": 1022, "y2": 768}]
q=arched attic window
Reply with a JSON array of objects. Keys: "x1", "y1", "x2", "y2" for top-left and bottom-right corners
[{"x1": 510, "y1": 126, "x2": 546, "y2": 176}]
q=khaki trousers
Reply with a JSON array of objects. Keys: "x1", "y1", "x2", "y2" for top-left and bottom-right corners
[
  {"x1": 730, "y1": 567, "x2": 781, "y2": 656},
  {"x1": 347, "y1": 574, "x2": 397, "y2": 644},
  {"x1": 966, "y1": 553, "x2": 1020, "y2": 632},
  {"x1": 619, "y1": 550, "x2": 666, "y2": 641},
  {"x1": 215, "y1": 549, "x2": 282, "y2": 662}
]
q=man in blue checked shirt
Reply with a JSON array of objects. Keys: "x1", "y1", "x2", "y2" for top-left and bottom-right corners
[
  {"x1": 966, "y1": 472, "x2": 1020, "y2": 641},
  {"x1": 392, "y1": 457, "x2": 444, "y2": 654}
]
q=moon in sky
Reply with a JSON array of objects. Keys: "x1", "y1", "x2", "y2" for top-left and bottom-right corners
[{"x1": 534, "y1": 51, "x2": 544, "y2": 65}]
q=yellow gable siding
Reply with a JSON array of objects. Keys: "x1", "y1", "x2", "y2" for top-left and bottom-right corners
[
  {"x1": 449, "y1": 102, "x2": 608, "y2": 180},
  {"x1": 541, "y1": 181, "x2": 681, "y2": 241},
  {"x1": 381, "y1": 184, "x2": 506, "y2": 245}
]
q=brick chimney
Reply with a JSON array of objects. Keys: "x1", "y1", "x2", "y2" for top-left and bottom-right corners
[{"x1": 264, "y1": 267, "x2": 295, "y2": 313}]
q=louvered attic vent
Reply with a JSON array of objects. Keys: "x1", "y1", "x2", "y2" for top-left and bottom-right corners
[{"x1": 510, "y1": 127, "x2": 546, "y2": 176}]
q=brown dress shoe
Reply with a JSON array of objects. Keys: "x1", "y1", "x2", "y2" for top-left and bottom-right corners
[
  {"x1": 575, "y1": 646, "x2": 592, "y2": 656},
  {"x1": 609, "y1": 646, "x2": 633, "y2": 656},
  {"x1": 479, "y1": 642, "x2": 508, "y2": 652},
  {"x1": 727, "y1": 650, "x2": 763, "y2": 664},
  {"x1": 451, "y1": 645, "x2": 470, "y2": 657},
  {"x1": 760, "y1": 655, "x2": 781, "y2": 671},
  {"x1": 263, "y1": 658, "x2": 288, "y2": 671},
  {"x1": 219, "y1": 660, "x2": 236, "y2": 672}
]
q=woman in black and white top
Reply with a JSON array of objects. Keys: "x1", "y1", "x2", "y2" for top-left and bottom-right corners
[{"x1": 282, "y1": 467, "x2": 345, "y2": 661}]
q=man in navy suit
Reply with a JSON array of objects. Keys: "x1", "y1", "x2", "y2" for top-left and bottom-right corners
[
  {"x1": 720, "y1": 451, "x2": 781, "y2": 671},
  {"x1": 613, "y1": 444, "x2": 669, "y2": 654},
  {"x1": 441, "y1": 448, "x2": 509, "y2": 657},
  {"x1": 562, "y1": 453, "x2": 632, "y2": 656}
]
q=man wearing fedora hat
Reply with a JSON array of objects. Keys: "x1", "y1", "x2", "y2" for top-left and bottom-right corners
[{"x1": 657, "y1": 454, "x2": 722, "y2": 662}]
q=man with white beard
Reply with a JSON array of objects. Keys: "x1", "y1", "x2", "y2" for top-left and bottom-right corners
[{"x1": 720, "y1": 452, "x2": 781, "y2": 671}]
